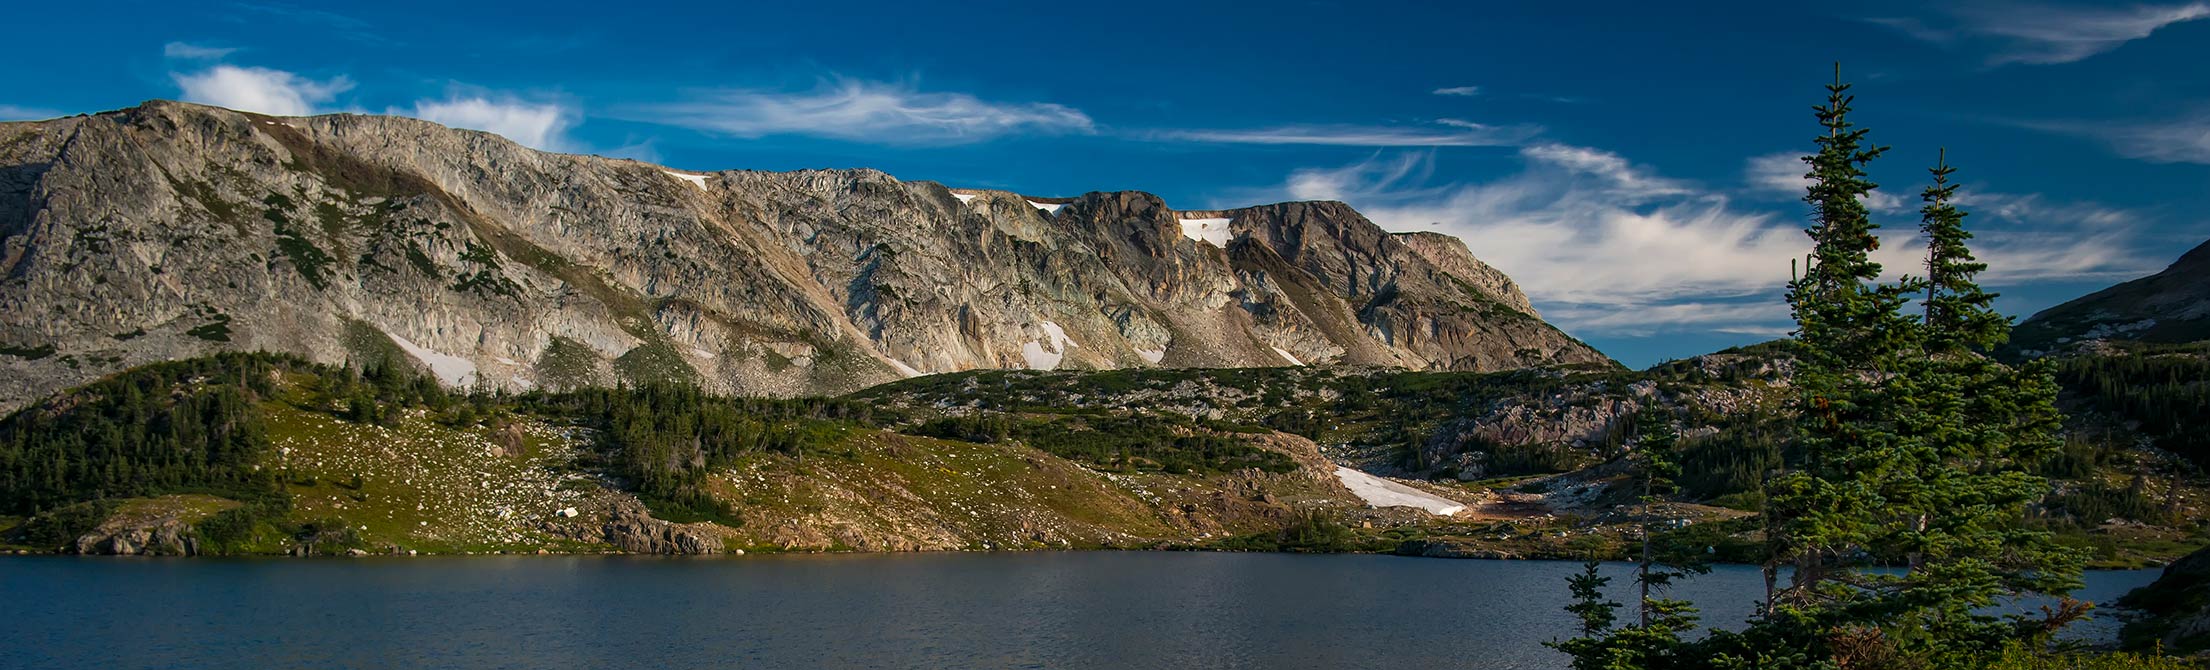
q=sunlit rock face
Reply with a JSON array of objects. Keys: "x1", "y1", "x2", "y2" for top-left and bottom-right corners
[{"x1": 0, "y1": 101, "x2": 1610, "y2": 410}]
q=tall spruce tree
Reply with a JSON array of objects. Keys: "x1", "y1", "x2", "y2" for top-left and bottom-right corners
[
  {"x1": 1867, "y1": 153, "x2": 2082, "y2": 662},
  {"x1": 1917, "y1": 150, "x2": 2008, "y2": 354},
  {"x1": 1764, "y1": 63, "x2": 1921, "y2": 616}
]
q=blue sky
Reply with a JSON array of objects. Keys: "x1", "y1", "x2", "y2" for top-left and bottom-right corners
[{"x1": 7, "y1": 1, "x2": 2209, "y2": 367}]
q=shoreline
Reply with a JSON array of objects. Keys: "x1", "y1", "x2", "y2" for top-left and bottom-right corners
[{"x1": 0, "y1": 546, "x2": 2175, "y2": 573}]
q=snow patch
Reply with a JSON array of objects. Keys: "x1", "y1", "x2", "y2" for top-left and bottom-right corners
[
  {"x1": 1178, "y1": 217, "x2": 1232, "y2": 247},
  {"x1": 952, "y1": 192, "x2": 978, "y2": 204},
  {"x1": 386, "y1": 332, "x2": 479, "y2": 388},
  {"x1": 887, "y1": 358, "x2": 923, "y2": 378},
  {"x1": 690, "y1": 347, "x2": 717, "y2": 360},
  {"x1": 494, "y1": 356, "x2": 517, "y2": 366},
  {"x1": 1335, "y1": 467, "x2": 1464, "y2": 516},
  {"x1": 1029, "y1": 200, "x2": 1064, "y2": 215},
  {"x1": 1136, "y1": 348, "x2": 1166, "y2": 365},
  {"x1": 1022, "y1": 320, "x2": 1079, "y2": 370},
  {"x1": 1271, "y1": 346, "x2": 1304, "y2": 366},
  {"x1": 663, "y1": 170, "x2": 709, "y2": 189}
]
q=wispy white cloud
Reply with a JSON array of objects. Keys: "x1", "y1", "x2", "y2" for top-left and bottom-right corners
[
  {"x1": 0, "y1": 104, "x2": 63, "y2": 121},
  {"x1": 631, "y1": 78, "x2": 1093, "y2": 145},
  {"x1": 1955, "y1": 189, "x2": 2135, "y2": 229},
  {"x1": 1521, "y1": 143, "x2": 1690, "y2": 200},
  {"x1": 1742, "y1": 151, "x2": 1906, "y2": 213},
  {"x1": 2049, "y1": 113, "x2": 2210, "y2": 164},
  {"x1": 1154, "y1": 119, "x2": 1538, "y2": 147},
  {"x1": 1267, "y1": 147, "x2": 2154, "y2": 336},
  {"x1": 232, "y1": 3, "x2": 389, "y2": 44},
  {"x1": 1431, "y1": 85, "x2": 1481, "y2": 97},
  {"x1": 1743, "y1": 152, "x2": 1808, "y2": 194},
  {"x1": 599, "y1": 138, "x2": 662, "y2": 164},
  {"x1": 1544, "y1": 301, "x2": 1795, "y2": 338},
  {"x1": 162, "y1": 41, "x2": 238, "y2": 60},
  {"x1": 1281, "y1": 151, "x2": 1800, "y2": 311},
  {"x1": 1875, "y1": 2, "x2": 2210, "y2": 65},
  {"x1": 171, "y1": 65, "x2": 352, "y2": 116},
  {"x1": 398, "y1": 92, "x2": 576, "y2": 152}
]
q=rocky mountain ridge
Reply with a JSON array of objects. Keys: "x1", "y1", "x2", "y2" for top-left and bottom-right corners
[
  {"x1": 0, "y1": 100, "x2": 1608, "y2": 411},
  {"x1": 2013, "y1": 238, "x2": 2210, "y2": 355}
]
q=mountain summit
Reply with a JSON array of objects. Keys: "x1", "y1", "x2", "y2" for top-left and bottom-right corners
[{"x1": 0, "y1": 100, "x2": 1607, "y2": 410}]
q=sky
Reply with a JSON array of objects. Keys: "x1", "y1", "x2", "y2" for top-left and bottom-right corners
[{"x1": 5, "y1": 1, "x2": 2208, "y2": 368}]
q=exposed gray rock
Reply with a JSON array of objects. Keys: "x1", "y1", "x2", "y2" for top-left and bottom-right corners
[
  {"x1": 1396, "y1": 539, "x2": 1520, "y2": 560},
  {"x1": 0, "y1": 101, "x2": 1607, "y2": 411},
  {"x1": 73, "y1": 518, "x2": 197, "y2": 556},
  {"x1": 1392, "y1": 231, "x2": 1538, "y2": 317},
  {"x1": 602, "y1": 501, "x2": 722, "y2": 554}
]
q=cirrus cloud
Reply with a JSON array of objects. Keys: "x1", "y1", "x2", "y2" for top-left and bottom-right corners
[
  {"x1": 0, "y1": 104, "x2": 63, "y2": 121},
  {"x1": 162, "y1": 41, "x2": 238, "y2": 60},
  {"x1": 1267, "y1": 147, "x2": 2154, "y2": 337},
  {"x1": 1874, "y1": 2, "x2": 2210, "y2": 66},
  {"x1": 1151, "y1": 119, "x2": 1539, "y2": 147},
  {"x1": 628, "y1": 78, "x2": 1093, "y2": 146}
]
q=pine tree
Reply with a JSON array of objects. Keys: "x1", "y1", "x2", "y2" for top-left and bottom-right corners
[
  {"x1": 1866, "y1": 152, "x2": 2083, "y2": 661},
  {"x1": 1918, "y1": 149, "x2": 2008, "y2": 354},
  {"x1": 1630, "y1": 409, "x2": 1704, "y2": 628},
  {"x1": 1765, "y1": 63, "x2": 1921, "y2": 617},
  {"x1": 1549, "y1": 67, "x2": 2083, "y2": 669},
  {"x1": 1548, "y1": 562, "x2": 1624, "y2": 669}
]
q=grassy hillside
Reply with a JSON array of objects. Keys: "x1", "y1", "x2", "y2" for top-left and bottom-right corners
[
  {"x1": 2, "y1": 342, "x2": 2203, "y2": 566},
  {"x1": 0, "y1": 353, "x2": 1399, "y2": 556}
]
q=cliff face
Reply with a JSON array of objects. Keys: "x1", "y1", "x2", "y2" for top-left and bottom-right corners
[{"x1": 0, "y1": 100, "x2": 1609, "y2": 410}]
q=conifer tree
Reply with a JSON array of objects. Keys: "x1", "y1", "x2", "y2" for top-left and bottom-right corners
[
  {"x1": 1866, "y1": 153, "x2": 2082, "y2": 662},
  {"x1": 1764, "y1": 64, "x2": 1921, "y2": 618},
  {"x1": 1918, "y1": 150, "x2": 2008, "y2": 354},
  {"x1": 1629, "y1": 410, "x2": 1704, "y2": 628},
  {"x1": 1553, "y1": 67, "x2": 2082, "y2": 669}
]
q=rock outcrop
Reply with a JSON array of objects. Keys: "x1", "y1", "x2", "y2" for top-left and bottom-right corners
[
  {"x1": 2121, "y1": 543, "x2": 2210, "y2": 653},
  {"x1": 73, "y1": 517, "x2": 199, "y2": 556},
  {"x1": 0, "y1": 100, "x2": 1607, "y2": 411},
  {"x1": 601, "y1": 501, "x2": 723, "y2": 555},
  {"x1": 1392, "y1": 231, "x2": 1539, "y2": 317}
]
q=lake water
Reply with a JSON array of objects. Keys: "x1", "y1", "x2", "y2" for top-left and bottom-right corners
[{"x1": 0, "y1": 553, "x2": 2159, "y2": 669}]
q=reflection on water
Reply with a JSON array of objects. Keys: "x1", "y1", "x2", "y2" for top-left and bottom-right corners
[{"x1": 0, "y1": 553, "x2": 2158, "y2": 670}]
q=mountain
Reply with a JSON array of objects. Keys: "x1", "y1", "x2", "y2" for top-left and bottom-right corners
[
  {"x1": 2012, "y1": 238, "x2": 2210, "y2": 355},
  {"x1": 0, "y1": 100, "x2": 1608, "y2": 412}
]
